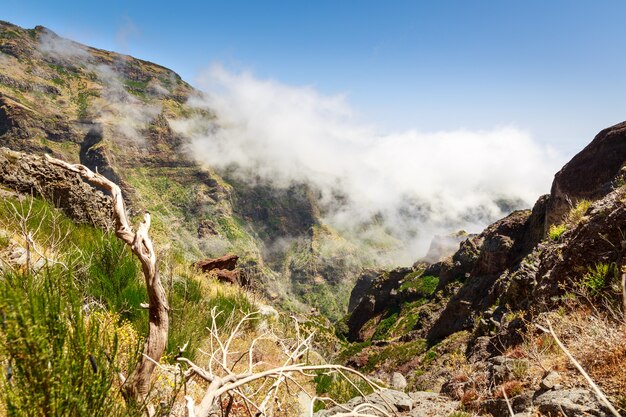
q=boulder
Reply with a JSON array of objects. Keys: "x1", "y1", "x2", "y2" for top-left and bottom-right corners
[
  {"x1": 540, "y1": 371, "x2": 561, "y2": 390},
  {"x1": 481, "y1": 391, "x2": 532, "y2": 416},
  {"x1": 390, "y1": 372, "x2": 407, "y2": 391},
  {"x1": 213, "y1": 269, "x2": 240, "y2": 285},
  {"x1": 195, "y1": 253, "x2": 238, "y2": 272},
  {"x1": 534, "y1": 388, "x2": 611, "y2": 417}
]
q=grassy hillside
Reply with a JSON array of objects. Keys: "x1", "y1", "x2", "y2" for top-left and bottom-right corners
[{"x1": 0, "y1": 20, "x2": 390, "y2": 319}]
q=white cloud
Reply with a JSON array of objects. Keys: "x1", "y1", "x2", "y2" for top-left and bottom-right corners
[
  {"x1": 177, "y1": 64, "x2": 565, "y2": 263},
  {"x1": 92, "y1": 63, "x2": 161, "y2": 143},
  {"x1": 37, "y1": 32, "x2": 160, "y2": 144},
  {"x1": 38, "y1": 28, "x2": 91, "y2": 62}
]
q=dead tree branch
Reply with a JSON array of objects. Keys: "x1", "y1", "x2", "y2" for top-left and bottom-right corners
[
  {"x1": 45, "y1": 154, "x2": 169, "y2": 402},
  {"x1": 536, "y1": 320, "x2": 620, "y2": 417},
  {"x1": 179, "y1": 308, "x2": 389, "y2": 417}
]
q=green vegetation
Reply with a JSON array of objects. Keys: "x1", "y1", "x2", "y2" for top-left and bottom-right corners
[
  {"x1": 295, "y1": 280, "x2": 352, "y2": 322},
  {"x1": 51, "y1": 76, "x2": 65, "y2": 86},
  {"x1": 569, "y1": 199, "x2": 592, "y2": 224},
  {"x1": 124, "y1": 79, "x2": 150, "y2": 98},
  {"x1": 399, "y1": 273, "x2": 439, "y2": 296},
  {"x1": 336, "y1": 341, "x2": 372, "y2": 363},
  {"x1": 0, "y1": 29, "x2": 20, "y2": 39},
  {"x1": 364, "y1": 339, "x2": 428, "y2": 372},
  {"x1": 0, "y1": 267, "x2": 142, "y2": 416},
  {"x1": 372, "y1": 308, "x2": 400, "y2": 341},
  {"x1": 0, "y1": 196, "x2": 257, "y2": 359},
  {"x1": 548, "y1": 200, "x2": 593, "y2": 242},
  {"x1": 73, "y1": 90, "x2": 91, "y2": 119},
  {"x1": 48, "y1": 63, "x2": 78, "y2": 78},
  {"x1": 582, "y1": 262, "x2": 617, "y2": 296},
  {"x1": 124, "y1": 79, "x2": 149, "y2": 90},
  {"x1": 166, "y1": 276, "x2": 255, "y2": 358},
  {"x1": 548, "y1": 223, "x2": 566, "y2": 241},
  {"x1": 313, "y1": 372, "x2": 373, "y2": 411},
  {"x1": 447, "y1": 412, "x2": 473, "y2": 417}
]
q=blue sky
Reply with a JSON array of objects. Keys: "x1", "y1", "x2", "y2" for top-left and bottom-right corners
[{"x1": 4, "y1": 0, "x2": 626, "y2": 156}]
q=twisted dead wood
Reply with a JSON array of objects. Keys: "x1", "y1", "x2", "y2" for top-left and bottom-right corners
[{"x1": 45, "y1": 154, "x2": 169, "y2": 402}]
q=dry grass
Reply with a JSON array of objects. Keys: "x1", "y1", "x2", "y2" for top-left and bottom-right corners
[{"x1": 511, "y1": 305, "x2": 626, "y2": 414}]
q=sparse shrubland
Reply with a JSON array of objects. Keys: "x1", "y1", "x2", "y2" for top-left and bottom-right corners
[
  {"x1": 0, "y1": 268, "x2": 143, "y2": 416},
  {"x1": 0, "y1": 193, "x2": 384, "y2": 416}
]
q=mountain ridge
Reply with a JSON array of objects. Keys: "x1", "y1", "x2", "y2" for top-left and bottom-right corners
[{"x1": 0, "y1": 20, "x2": 388, "y2": 319}]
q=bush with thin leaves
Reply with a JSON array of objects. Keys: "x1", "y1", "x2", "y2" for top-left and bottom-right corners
[{"x1": 0, "y1": 268, "x2": 142, "y2": 416}]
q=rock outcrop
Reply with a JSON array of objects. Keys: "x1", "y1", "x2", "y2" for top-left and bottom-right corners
[
  {"x1": 427, "y1": 208, "x2": 536, "y2": 341},
  {"x1": 195, "y1": 254, "x2": 246, "y2": 285},
  {"x1": 346, "y1": 267, "x2": 411, "y2": 341},
  {"x1": 195, "y1": 254, "x2": 239, "y2": 272},
  {"x1": 545, "y1": 120, "x2": 626, "y2": 230},
  {"x1": 340, "y1": 120, "x2": 626, "y2": 413},
  {"x1": 0, "y1": 147, "x2": 112, "y2": 228},
  {"x1": 347, "y1": 269, "x2": 380, "y2": 313}
]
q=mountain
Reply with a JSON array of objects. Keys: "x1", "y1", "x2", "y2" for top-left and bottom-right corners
[
  {"x1": 0, "y1": 20, "x2": 385, "y2": 319},
  {"x1": 2, "y1": 20, "x2": 626, "y2": 416},
  {"x1": 336, "y1": 120, "x2": 626, "y2": 415}
]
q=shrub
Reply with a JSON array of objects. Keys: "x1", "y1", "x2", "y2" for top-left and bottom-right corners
[
  {"x1": 0, "y1": 269, "x2": 142, "y2": 416},
  {"x1": 364, "y1": 340, "x2": 427, "y2": 371},
  {"x1": 313, "y1": 372, "x2": 373, "y2": 408},
  {"x1": 548, "y1": 223, "x2": 566, "y2": 241},
  {"x1": 460, "y1": 388, "x2": 479, "y2": 406},
  {"x1": 582, "y1": 262, "x2": 616, "y2": 296},
  {"x1": 82, "y1": 235, "x2": 146, "y2": 327},
  {"x1": 166, "y1": 275, "x2": 256, "y2": 359},
  {"x1": 336, "y1": 341, "x2": 372, "y2": 363},
  {"x1": 495, "y1": 380, "x2": 524, "y2": 398},
  {"x1": 569, "y1": 199, "x2": 592, "y2": 224}
]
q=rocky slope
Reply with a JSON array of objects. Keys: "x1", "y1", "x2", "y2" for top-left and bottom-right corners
[
  {"x1": 337, "y1": 121, "x2": 626, "y2": 416},
  {"x1": 0, "y1": 20, "x2": 378, "y2": 318}
]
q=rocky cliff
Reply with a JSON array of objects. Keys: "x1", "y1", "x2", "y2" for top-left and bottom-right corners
[
  {"x1": 0, "y1": 21, "x2": 373, "y2": 319},
  {"x1": 338, "y1": 121, "x2": 626, "y2": 415}
]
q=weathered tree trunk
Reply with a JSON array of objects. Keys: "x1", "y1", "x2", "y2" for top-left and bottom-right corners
[{"x1": 45, "y1": 155, "x2": 169, "y2": 402}]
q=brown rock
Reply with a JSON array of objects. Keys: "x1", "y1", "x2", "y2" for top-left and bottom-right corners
[
  {"x1": 213, "y1": 269, "x2": 240, "y2": 285},
  {"x1": 427, "y1": 210, "x2": 532, "y2": 342},
  {"x1": 195, "y1": 253, "x2": 239, "y2": 272},
  {"x1": 546, "y1": 120, "x2": 626, "y2": 231},
  {"x1": 0, "y1": 147, "x2": 113, "y2": 228}
]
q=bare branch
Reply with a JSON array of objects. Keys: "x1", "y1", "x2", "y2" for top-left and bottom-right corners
[
  {"x1": 45, "y1": 154, "x2": 169, "y2": 402},
  {"x1": 536, "y1": 320, "x2": 621, "y2": 417},
  {"x1": 501, "y1": 385, "x2": 515, "y2": 417}
]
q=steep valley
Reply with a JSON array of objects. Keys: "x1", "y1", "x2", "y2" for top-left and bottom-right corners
[
  {"x1": 1, "y1": 20, "x2": 626, "y2": 417},
  {"x1": 0, "y1": 20, "x2": 385, "y2": 320}
]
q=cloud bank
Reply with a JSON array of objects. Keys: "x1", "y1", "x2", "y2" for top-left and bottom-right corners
[{"x1": 178, "y1": 65, "x2": 564, "y2": 263}]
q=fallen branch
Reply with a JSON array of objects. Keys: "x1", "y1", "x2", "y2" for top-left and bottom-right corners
[
  {"x1": 501, "y1": 385, "x2": 515, "y2": 417},
  {"x1": 179, "y1": 308, "x2": 391, "y2": 417},
  {"x1": 536, "y1": 320, "x2": 620, "y2": 417}
]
